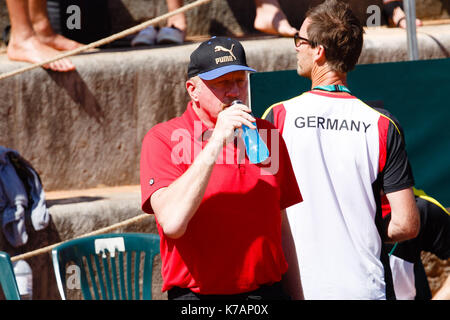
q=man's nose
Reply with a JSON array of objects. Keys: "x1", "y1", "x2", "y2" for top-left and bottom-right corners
[{"x1": 226, "y1": 82, "x2": 240, "y2": 97}]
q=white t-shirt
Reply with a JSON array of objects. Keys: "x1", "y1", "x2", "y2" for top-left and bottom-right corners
[
  {"x1": 390, "y1": 255, "x2": 416, "y2": 300},
  {"x1": 263, "y1": 91, "x2": 414, "y2": 299}
]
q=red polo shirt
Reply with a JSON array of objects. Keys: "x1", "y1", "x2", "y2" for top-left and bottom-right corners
[{"x1": 140, "y1": 101, "x2": 302, "y2": 294}]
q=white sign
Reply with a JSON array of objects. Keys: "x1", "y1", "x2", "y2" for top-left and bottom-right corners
[{"x1": 94, "y1": 237, "x2": 125, "y2": 258}]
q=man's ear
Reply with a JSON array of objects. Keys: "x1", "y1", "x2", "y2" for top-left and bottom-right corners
[
  {"x1": 313, "y1": 45, "x2": 327, "y2": 65},
  {"x1": 186, "y1": 78, "x2": 199, "y2": 102}
]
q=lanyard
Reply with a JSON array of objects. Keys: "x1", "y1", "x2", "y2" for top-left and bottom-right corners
[
  {"x1": 312, "y1": 84, "x2": 351, "y2": 94},
  {"x1": 388, "y1": 242, "x2": 398, "y2": 256}
]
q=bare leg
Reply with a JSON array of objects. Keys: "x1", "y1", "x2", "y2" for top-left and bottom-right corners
[
  {"x1": 28, "y1": 0, "x2": 83, "y2": 51},
  {"x1": 254, "y1": 0, "x2": 297, "y2": 37},
  {"x1": 166, "y1": 0, "x2": 186, "y2": 32},
  {"x1": 6, "y1": 0, "x2": 75, "y2": 71}
]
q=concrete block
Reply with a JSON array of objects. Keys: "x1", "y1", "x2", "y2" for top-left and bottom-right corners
[{"x1": 359, "y1": 24, "x2": 450, "y2": 63}]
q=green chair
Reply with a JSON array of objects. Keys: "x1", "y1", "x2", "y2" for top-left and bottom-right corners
[
  {"x1": 51, "y1": 233, "x2": 160, "y2": 300},
  {"x1": 0, "y1": 251, "x2": 21, "y2": 300}
]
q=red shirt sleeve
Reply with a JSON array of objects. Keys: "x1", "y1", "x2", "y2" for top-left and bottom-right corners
[
  {"x1": 262, "y1": 103, "x2": 286, "y2": 135},
  {"x1": 140, "y1": 127, "x2": 185, "y2": 214},
  {"x1": 257, "y1": 119, "x2": 302, "y2": 210},
  {"x1": 278, "y1": 128, "x2": 303, "y2": 209}
]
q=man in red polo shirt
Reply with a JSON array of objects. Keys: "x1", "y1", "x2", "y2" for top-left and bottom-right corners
[{"x1": 140, "y1": 36, "x2": 303, "y2": 300}]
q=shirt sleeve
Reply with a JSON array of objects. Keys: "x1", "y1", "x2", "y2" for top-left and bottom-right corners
[
  {"x1": 140, "y1": 128, "x2": 185, "y2": 214},
  {"x1": 278, "y1": 132, "x2": 303, "y2": 209},
  {"x1": 377, "y1": 109, "x2": 415, "y2": 194},
  {"x1": 258, "y1": 119, "x2": 302, "y2": 210},
  {"x1": 261, "y1": 103, "x2": 286, "y2": 135}
]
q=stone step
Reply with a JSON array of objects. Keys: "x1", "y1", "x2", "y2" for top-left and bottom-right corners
[
  {"x1": 0, "y1": 184, "x2": 166, "y2": 300},
  {"x1": 1, "y1": 24, "x2": 450, "y2": 191}
]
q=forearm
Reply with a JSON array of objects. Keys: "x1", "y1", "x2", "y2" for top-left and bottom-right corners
[
  {"x1": 385, "y1": 188, "x2": 420, "y2": 242},
  {"x1": 151, "y1": 136, "x2": 223, "y2": 238},
  {"x1": 386, "y1": 219, "x2": 418, "y2": 243},
  {"x1": 151, "y1": 102, "x2": 255, "y2": 239}
]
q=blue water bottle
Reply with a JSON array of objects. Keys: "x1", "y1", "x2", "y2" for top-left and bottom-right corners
[{"x1": 232, "y1": 100, "x2": 269, "y2": 164}]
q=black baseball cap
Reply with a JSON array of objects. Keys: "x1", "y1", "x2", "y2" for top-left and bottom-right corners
[{"x1": 187, "y1": 36, "x2": 256, "y2": 80}]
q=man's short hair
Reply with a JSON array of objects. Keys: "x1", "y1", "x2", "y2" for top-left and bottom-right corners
[{"x1": 306, "y1": 0, "x2": 364, "y2": 73}]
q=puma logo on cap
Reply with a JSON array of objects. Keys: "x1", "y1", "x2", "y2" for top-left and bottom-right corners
[{"x1": 214, "y1": 44, "x2": 236, "y2": 64}]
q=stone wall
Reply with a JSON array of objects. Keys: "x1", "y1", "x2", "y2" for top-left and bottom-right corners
[
  {"x1": 1, "y1": 26, "x2": 450, "y2": 191},
  {"x1": 1, "y1": 0, "x2": 450, "y2": 45}
]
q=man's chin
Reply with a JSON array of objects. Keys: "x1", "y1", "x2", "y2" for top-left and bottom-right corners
[{"x1": 296, "y1": 67, "x2": 309, "y2": 79}]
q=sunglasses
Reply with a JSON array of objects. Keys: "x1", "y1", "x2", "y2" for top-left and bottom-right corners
[{"x1": 294, "y1": 34, "x2": 312, "y2": 47}]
